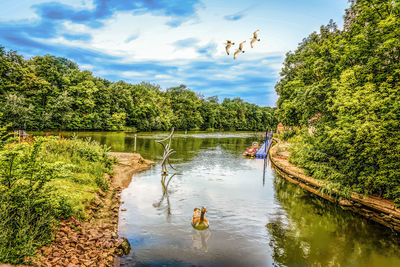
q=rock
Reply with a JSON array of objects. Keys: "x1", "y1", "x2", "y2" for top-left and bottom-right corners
[
  {"x1": 115, "y1": 248, "x2": 124, "y2": 256},
  {"x1": 77, "y1": 243, "x2": 85, "y2": 251},
  {"x1": 102, "y1": 223, "x2": 114, "y2": 230},
  {"x1": 383, "y1": 215, "x2": 393, "y2": 222},
  {"x1": 41, "y1": 246, "x2": 52, "y2": 256},
  {"x1": 339, "y1": 199, "x2": 352, "y2": 207},
  {"x1": 50, "y1": 257, "x2": 60, "y2": 264},
  {"x1": 70, "y1": 256, "x2": 79, "y2": 264},
  {"x1": 117, "y1": 237, "x2": 131, "y2": 255},
  {"x1": 98, "y1": 189, "x2": 106, "y2": 197},
  {"x1": 83, "y1": 260, "x2": 94, "y2": 266}
]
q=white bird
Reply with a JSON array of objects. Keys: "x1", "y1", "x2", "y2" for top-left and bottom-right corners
[
  {"x1": 239, "y1": 40, "x2": 246, "y2": 51},
  {"x1": 225, "y1": 40, "x2": 235, "y2": 55},
  {"x1": 250, "y1": 30, "x2": 260, "y2": 48},
  {"x1": 233, "y1": 41, "x2": 246, "y2": 60}
]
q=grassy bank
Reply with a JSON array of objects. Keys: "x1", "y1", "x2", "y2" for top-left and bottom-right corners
[
  {"x1": 0, "y1": 135, "x2": 116, "y2": 264},
  {"x1": 278, "y1": 130, "x2": 400, "y2": 206}
]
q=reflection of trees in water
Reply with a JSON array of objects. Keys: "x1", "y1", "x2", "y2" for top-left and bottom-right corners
[
  {"x1": 267, "y1": 174, "x2": 400, "y2": 267},
  {"x1": 136, "y1": 136, "x2": 254, "y2": 162},
  {"x1": 153, "y1": 173, "x2": 176, "y2": 220},
  {"x1": 42, "y1": 132, "x2": 257, "y2": 162}
]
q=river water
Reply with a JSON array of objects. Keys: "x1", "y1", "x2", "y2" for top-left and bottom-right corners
[{"x1": 37, "y1": 131, "x2": 400, "y2": 266}]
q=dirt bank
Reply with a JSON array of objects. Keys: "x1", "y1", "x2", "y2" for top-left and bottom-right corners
[
  {"x1": 32, "y1": 153, "x2": 154, "y2": 266},
  {"x1": 269, "y1": 143, "x2": 400, "y2": 232}
]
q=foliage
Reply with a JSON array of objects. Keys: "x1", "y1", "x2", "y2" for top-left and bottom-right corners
[
  {"x1": 276, "y1": 0, "x2": 400, "y2": 203},
  {"x1": 0, "y1": 136, "x2": 114, "y2": 263},
  {"x1": 280, "y1": 128, "x2": 300, "y2": 141},
  {"x1": 0, "y1": 49, "x2": 276, "y2": 131},
  {"x1": 0, "y1": 139, "x2": 58, "y2": 263}
]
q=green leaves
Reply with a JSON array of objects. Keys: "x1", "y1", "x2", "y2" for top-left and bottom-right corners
[
  {"x1": 0, "y1": 135, "x2": 115, "y2": 263},
  {"x1": 0, "y1": 48, "x2": 274, "y2": 131},
  {"x1": 278, "y1": 0, "x2": 400, "y2": 204}
]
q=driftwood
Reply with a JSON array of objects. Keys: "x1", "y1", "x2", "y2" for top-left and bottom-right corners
[
  {"x1": 153, "y1": 173, "x2": 176, "y2": 217},
  {"x1": 156, "y1": 128, "x2": 176, "y2": 174}
]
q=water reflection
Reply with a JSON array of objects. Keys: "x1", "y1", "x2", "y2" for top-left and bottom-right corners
[
  {"x1": 32, "y1": 131, "x2": 260, "y2": 162},
  {"x1": 268, "y1": 174, "x2": 400, "y2": 267},
  {"x1": 153, "y1": 173, "x2": 177, "y2": 220},
  {"x1": 192, "y1": 229, "x2": 211, "y2": 252},
  {"x1": 33, "y1": 131, "x2": 400, "y2": 266}
]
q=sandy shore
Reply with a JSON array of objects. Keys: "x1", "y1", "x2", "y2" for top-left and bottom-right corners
[
  {"x1": 109, "y1": 152, "x2": 154, "y2": 189},
  {"x1": 28, "y1": 153, "x2": 154, "y2": 267}
]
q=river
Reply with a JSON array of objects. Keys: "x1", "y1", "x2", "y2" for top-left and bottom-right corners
[{"x1": 36, "y1": 131, "x2": 400, "y2": 266}]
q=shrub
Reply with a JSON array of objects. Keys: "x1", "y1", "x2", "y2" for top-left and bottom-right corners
[
  {"x1": 0, "y1": 135, "x2": 115, "y2": 263},
  {"x1": 0, "y1": 139, "x2": 58, "y2": 263}
]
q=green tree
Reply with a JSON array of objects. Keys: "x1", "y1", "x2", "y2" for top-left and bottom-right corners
[{"x1": 276, "y1": 0, "x2": 400, "y2": 203}]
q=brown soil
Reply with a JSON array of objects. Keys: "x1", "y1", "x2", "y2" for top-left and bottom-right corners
[
  {"x1": 109, "y1": 153, "x2": 154, "y2": 189},
  {"x1": 270, "y1": 143, "x2": 400, "y2": 232},
  {"x1": 30, "y1": 153, "x2": 154, "y2": 267}
]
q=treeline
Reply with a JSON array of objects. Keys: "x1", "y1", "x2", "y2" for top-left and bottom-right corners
[
  {"x1": 0, "y1": 47, "x2": 276, "y2": 131},
  {"x1": 275, "y1": 0, "x2": 400, "y2": 203}
]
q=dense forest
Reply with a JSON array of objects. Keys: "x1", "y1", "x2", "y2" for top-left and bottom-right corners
[
  {"x1": 0, "y1": 47, "x2": 276, "y2": 132},
  {"x1": 276, "y1": 0, "x2": 400, "y2": 203}
]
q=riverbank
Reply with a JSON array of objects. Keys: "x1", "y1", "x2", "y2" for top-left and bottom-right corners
[
  {"x1": 269, "y1": 142, "x2": 400, "y2": 232},
  {"x1": 33, "y1": 153, "x2": 154, "y2": 266}
]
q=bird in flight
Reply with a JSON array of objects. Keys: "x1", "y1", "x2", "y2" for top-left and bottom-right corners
[
  {"x1": 225, "y1": 40, "x2": 235, "y2": 55},
  {"x1": 233, "y1": 41, "x2": 246, "y2": 60},
  {"x1": 250, "y1": 30, "x2": 260, "y2": 48}
]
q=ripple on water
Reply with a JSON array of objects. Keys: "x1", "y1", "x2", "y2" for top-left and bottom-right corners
[{"x1": 111, "y1": 133, "x2": 400, "y2": 267}]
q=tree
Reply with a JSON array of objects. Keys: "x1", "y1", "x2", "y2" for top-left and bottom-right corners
[
  {"x1": 275, "y1": 0, "x2": 400, "y2": 204},
  {"x1": 2, "y1": 94, "x2": 33, "y2": 130}
]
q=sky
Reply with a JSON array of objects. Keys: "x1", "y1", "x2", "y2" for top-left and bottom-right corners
[{"x1": 0, "y1": 0, "x2": 349, "y2": 107}]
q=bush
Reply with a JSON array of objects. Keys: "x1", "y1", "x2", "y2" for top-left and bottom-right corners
[
  {"x1": 0, "y1": 139, "x2": 58, "y2": 263},
  {"x1": 280, "y1": 128, "x2": 300, "y2": 141},
  {"x1": 0, "y1": 135, "x2": 115, "y2": 263},
  {"x1": 288, "y1": 129, "x2": 400, "y2": 205}
]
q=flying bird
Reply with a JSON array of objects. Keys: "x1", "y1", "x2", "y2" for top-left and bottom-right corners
[
  {"x1": 250, "y1": 30, "x2": 260, "y2": 48},
  {"x1": 233, "y1": 41, "x2": 246, "y2": 60},
  {"x1": 239, "y1": 40, "x2": 246, "y2": 51},
  {"x1": 225, "y1": 40, "x2": 235, "y2": 55}
]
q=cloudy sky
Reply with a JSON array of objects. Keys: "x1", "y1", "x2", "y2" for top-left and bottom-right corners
[{"x1": 0, "y1": 0, "x2": 349, "y2": 106}]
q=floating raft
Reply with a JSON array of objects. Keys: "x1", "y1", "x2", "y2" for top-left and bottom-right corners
[
  {"x1": 255, "y1": 143, "x2": 267, "y2": 158},
  {"x1": 255, "y1": 130, "x2": 273, "y2": 159}
]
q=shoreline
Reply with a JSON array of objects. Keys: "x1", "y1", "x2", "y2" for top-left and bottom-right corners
[
  {"x1": 269, "y1": 144, "x2": 400, "y2": 232},
  {"x1": 32, "y1": 153, "x2": 154, "y2": 266}
]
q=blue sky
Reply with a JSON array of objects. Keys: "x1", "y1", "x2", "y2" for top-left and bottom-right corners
[{"x1": 0, "y1": 0, "x2": 349, "y2": 106}]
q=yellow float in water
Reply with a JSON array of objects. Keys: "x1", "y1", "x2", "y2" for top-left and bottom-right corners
[{"x1": 191, "y1": 207, "x2": 209, "y2": 230}]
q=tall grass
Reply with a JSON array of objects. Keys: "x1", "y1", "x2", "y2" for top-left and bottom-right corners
[{"x1": 0, "y1": 136, "x2": 115, "y2": 264}]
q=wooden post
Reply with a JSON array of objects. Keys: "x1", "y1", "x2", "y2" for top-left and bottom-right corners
[
  {"x1": 134, "y1": 134, "x2": 137, "y2": 152},
  {"x1": 277, "y1": 132, "x2": 280, "y2": 155}
]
